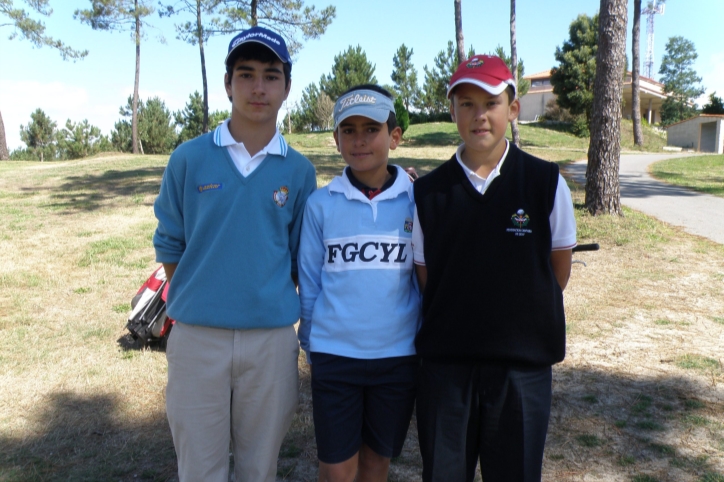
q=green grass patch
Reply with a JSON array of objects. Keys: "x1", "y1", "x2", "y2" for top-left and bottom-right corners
[
  {"x1": 576, "y1": 434, "x2": 603, "y2": 447},
  {"x1": 618, "y1": 454, "x2": 636, "y2": 466},
  {"x1": 631, "y1": 395, "x2": 653, "y2": 414},
  {"x1": 676, "y1": 354, "x2": 720, "y2": 371},
  {"x1": 684, "y1": 399, "x2": 706, "y2": 410},
  {"x1": 112, "y1": 304, "x2": 130, "y2": 314},
  {"x1": 78, "y1": 236, "x2": 150, "y2": 268},
  {"x1": 635, "y1": 420, "x2": 665, "y2": 431},
  {"x1": 649, "y1": 442, "x2": 675, "y2": 456},
  {"x1": 654, "y1": 319, "x2": 671, "y2": 326},
  {"x1": 650, "y1": 154, "x2": 724, "y2": 198},
  {"x1": 700, "y1": 473, "x2": 724, "y2": 482},
  {"x1": 712, "y1": 317, "x2": 724, "y2": 325},
  {"x1": 582, "y1": 394, "x2": 599, "y2": 404}
]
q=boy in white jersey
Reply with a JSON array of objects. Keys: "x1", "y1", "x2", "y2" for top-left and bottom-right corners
[{"x1": 297, "y1": 84, "x2": 420, "y2": 482}]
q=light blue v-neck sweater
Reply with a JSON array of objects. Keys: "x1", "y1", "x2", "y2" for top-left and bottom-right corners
[{"x1": 154, "y1": 132, "x2": 317, "y2": 329}]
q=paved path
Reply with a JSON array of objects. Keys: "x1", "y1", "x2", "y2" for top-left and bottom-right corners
[{"x1": 565, "y1": 153, "x2": 724, "y2": 245}]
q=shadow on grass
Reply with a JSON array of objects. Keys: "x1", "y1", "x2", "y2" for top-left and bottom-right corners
[
  {"x1": 2, "y1": 367, "x2": 722, "y2": 481},
  {"x1": 28, "y1": 167, "x2": 166, "y2": 213},
  {"x1": 0, "y1": 391, "x2": 177, "y2": 482},
  {"x1": 403, "y1": 131, "x2": 460, "y2": 147}
]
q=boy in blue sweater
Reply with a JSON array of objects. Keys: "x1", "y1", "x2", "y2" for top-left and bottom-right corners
[
  {"x1": 298, "y1": 84, "x2": 420, "y2": 482},
  {"x1": 153, "y1": 27, "x2": 316, "y2": 482},
  {"x1": 412, "y1": 55, "x2": 577, "y2": 481}
]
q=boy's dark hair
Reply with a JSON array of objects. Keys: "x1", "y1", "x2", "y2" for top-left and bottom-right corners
[
  {"x1": 225, "y1": 43, "x2": 292, "y2": 101},
  {"x1": 340, "y1": 84, "x2": 398, "y2": 133}
]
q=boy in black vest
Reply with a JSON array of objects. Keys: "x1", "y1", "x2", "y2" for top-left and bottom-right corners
[{"x1": 411, "y1": 55, "x2": 577, "y2": 482}]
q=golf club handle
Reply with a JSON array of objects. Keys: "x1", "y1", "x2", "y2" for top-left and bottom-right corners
[{"x1": 572, "y1": 243, "x2": 600, "y2": 253}]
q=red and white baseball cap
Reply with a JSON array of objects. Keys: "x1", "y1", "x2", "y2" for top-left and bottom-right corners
[{"x1": 447, "y1": 55, "x2": 517, "y2": 99}]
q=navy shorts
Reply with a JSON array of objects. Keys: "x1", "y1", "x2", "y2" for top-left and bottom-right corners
[{"x1": 310, "y1": 352, "x2": 418, "y2": 464}]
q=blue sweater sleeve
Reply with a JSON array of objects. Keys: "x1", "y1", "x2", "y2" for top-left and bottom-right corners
[
  {"x1": 289, "y1": 165, "x2": 318, "y2": 276},
  {"x1": 297, "y1": 194, "x2": 325, "y2": 356},
  {"x1": 153, "y1": 155, "x2": 186, "y2": 263}
]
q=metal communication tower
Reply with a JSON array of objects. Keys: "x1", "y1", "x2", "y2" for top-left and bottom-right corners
[{"x1": 642, "y1": 0, "x2": 665, "y2": 79}]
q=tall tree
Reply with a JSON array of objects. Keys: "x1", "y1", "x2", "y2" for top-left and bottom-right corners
[
  {"x1": 701, "y1": 92, "x2": 724, "y2": 115},
  {"x1": 112, "y1": 96, "x2": 177, "y2": 153},
  {"x1": 454, "y1": 0, "x2": 465, "y2": 65},
  {"x1": 75, "y1": 0, "x2": 157, "y2": 154},
  {"x1": 19, "y1": 108, "x2": 57, "y2": 162},
  {"x1": 213, "y1": 0, "x2": 335, "y2": 56},
  {"x1": 585, "y1": 0, "x2": 628, "y2": 216},
  {"x1": 174, "y1": 91, "x2": 230, "y2": 144},
  {"x1": 319, "y1": 45, "x2": 376, "y2": 99},
  {"x1": 0, "y1": 0, "x2": 88, "y2": 160},
  {"x1": 509, "y1": 0, "x2": 521, "y2": 146},
  {"x1": 416, "y1": 41, "x2": 457, "y2": 116},
  {"x1": 58, "y1": 119, "x2": 105, "y2": 159},
  {"x1": 631, "y1": 0, "x2": 644, "y2": 145},
  {"x1": 160, "y1": 0, "x2": 223, "y2": 134},
  {"x1": 550, "y1": 13, "x2": 599, "y2": 128},
  {"x1": 658, "y1": 36, "x2": 704, "y2": 126},
  {"x1": 391, "y1": 44, "x2": 419, "y2": 112},
  {"x1": 491, "y1": 46, "x2": 530, "y2": 98}
]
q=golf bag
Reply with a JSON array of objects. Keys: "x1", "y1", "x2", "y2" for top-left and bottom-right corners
[{"x1": 126, "y1": 266, "x2": 174, "y2": 344}]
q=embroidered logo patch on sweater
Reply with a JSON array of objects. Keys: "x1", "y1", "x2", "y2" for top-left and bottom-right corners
[
  {"x1": 507, "y1": 209, "x2": 533, "y2": 237},
  {"x1": 198, "y1": 183, "x2": 222, "y2": 193},
  {"x1": 273, "y1": 186, "x2": 289, "y2": 207}
]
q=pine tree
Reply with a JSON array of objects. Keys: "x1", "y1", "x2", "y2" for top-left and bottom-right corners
[
  {"x1": 702, "y1": 92, "x2": 724, "y2": 115},
  {"x1": 75, "y1": 0, "x2": 157, "y2": 154},
  {"x1": 416, "y1": 41, "x2": 456, "y2": 116},
  {"x1": 550, "y1": 13, "x2": 599, "y2": 131},
  {"x1": 659, "y1": 36, "x2": 704, "y2": 126},
  {"x1": 213, "y1": 0, "x2": 336, "y2": 56},
  {"x1": 319, "y1": 45, "x2": 377, "y2": 99},
  {"x1": 391, "y1": 44, "x2": 420, "y2": 112},
  {"x1": 19, "y1": 108, "x2": 57, "y2": 162},
  {"x1": 58, "y1": 119, "x2": 105, "y2": 159},
  {"x1": 585, "y1": 0, "x2": 628, "y2": 216}
]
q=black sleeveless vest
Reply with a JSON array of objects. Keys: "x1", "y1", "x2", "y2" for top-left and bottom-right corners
[{"x1": 414, "y1": 144, "x2": 565, "y2": 366}]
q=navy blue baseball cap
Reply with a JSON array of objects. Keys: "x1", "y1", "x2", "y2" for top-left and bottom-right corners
[{"x1": 225, "y1": 26, "x2": 292, "y2": 66}]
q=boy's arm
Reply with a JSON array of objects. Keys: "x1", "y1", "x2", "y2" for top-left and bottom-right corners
[
  {"x1": 297, "y1": 198, "x2": 324, "y2": 362},
  {"x1": 415, "y1": 264, "x2": 428, "y2": 292},
  {"x1": 154, "y1": 156, "x2": 186, "y2": 273},
  {"x1": 550, "y1": 249, "x2": 572, "y2": 291},
  {"x1": 288, "y1": 165, "x2": 318, "y2": 284},
  {"x1": 162, "y1": 263, "x2": 178, "y2": 284}
]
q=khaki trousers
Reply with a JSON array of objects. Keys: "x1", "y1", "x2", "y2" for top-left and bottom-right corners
[{"x1": 166, "y1": 322, "x2": 299, "y2": 482}]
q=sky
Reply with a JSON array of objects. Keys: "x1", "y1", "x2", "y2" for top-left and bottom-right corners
[{"x1": 2, "y1": 0, "x2": 723, "y2": 151}]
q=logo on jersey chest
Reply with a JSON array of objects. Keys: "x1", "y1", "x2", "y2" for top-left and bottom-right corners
[
  {"x1": 273, "y1": 186, "x2": 289, "y2": 207},
  {"x1": 324, "y1": 235, "x2": 411, "y2": 272},
  {"x1": 507, "y1": 209, "x2": 533, "y2": 237}
]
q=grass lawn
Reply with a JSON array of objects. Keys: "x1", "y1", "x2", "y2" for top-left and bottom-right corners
[
  {"x1": 650, "y1": 154, "x2": 724, "y2": 198},
  {"x1": 0, "y1": 123, "x2": 722, "y2": 481}
]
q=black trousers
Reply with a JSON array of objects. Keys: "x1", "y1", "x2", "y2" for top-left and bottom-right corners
[{"x1": 416, "y1": 360, "x2": 552, "y2": 482}]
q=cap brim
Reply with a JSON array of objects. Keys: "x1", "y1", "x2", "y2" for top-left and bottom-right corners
[
  {"x1": 224, "y1": 39, "x2": 288, "y2": 65},
  {"x1": 334, "y1": 106, "x2": 391, "y2": 130},
  {"x1": 447, "y1": 79, "x2": 515, "y2": 99}
]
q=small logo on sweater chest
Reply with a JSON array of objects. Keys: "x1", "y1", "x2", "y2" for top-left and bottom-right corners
[
  {"x1": 507, "y1": 209, "x2": 532, "y2": 237},
  {"x1": 404, "y1": 218, "x2": 413, "y2": 233},
  {"x1": 273, "y1": 186, "x2": 289, "y2": 207},
  {"x1": 198, "y1": 183, "x2": 222, "y2": 193}
]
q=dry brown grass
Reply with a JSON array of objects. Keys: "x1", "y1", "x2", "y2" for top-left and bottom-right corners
[{"x1": 0, "y1": 147, "x2": 723, "y2": 482}]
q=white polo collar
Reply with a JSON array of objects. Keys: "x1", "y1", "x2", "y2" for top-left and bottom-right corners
[
  {"x1": 455, "y1": 139, "x2": 509, "y2": 180},
  {"x1": 212, "y1": 119, "x2": 289, "y2": 157}
]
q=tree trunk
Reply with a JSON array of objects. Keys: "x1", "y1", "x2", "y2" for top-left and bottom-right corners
[
  {"x1": 0, "y1": 110, "x2": 9, "y2": 160},
  {"x1": 250, "y1": 0, "x2": 258, "y2": 26},
  {"x1": 197, "y1": 0, "x2": 209, "y2": 133},
  {"x1": 510, "y1": 0, "x2": 521, "y2": 146},
  {"x1": 585, "y1": 0, "x2": 627, "y2": 216},
  {"x1": 631, "y1": 0, "x2": 644, "y2": 146},
  {"x1": 454, "y1": 0, "x2": 465, "y2": 65},
  {"x1": 132, "y1": 0, "x2": 141, "y2": 154}
]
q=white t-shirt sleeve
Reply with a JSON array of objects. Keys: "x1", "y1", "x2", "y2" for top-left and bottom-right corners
[
  {"x1": 411, "y1": 206, "x2": 425, "y2": 265},
  {"x1": 550, "y1": 174, "x2": 577, "y2": 251}
]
